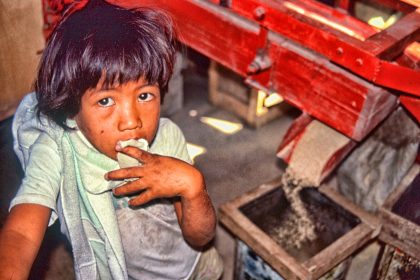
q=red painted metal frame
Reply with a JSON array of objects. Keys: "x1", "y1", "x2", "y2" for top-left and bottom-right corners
[
  {"x1": 229, "y1": 0, "x2": 420, "y2": 96},
  {"x1": 42, "y1": 0, "x2": 419, "y2": 139},
  {"x1": 115, "y1": 0, "x2": 411, "y2": 140}
]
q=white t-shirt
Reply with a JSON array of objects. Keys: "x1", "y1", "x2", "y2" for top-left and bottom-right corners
[{"x1": 11, "y1": 99, "x2": 200, "y2": 279}]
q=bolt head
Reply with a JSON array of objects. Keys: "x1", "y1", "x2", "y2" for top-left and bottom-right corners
[{"x1": 254, "y1": 6, "x2": 266, "y2": 20}]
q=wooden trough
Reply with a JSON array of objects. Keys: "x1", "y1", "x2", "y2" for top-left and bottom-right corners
[
  {"x1": 374, "y1": 164, "x2": 420, "y2": 279},
  {"x1": 378, "y1": 164, "x2": 420, "y2": 260},
  {"x1": 219, "y1": 176, "x2": 380, "y2": 279}
]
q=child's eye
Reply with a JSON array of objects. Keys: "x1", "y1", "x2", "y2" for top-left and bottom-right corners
[
  {"x1": 97, "y1": 97, "x2": 115, "y2": 107},
  {"x1": 138, "y1": 92, "x2": 154, "y2": 102}
]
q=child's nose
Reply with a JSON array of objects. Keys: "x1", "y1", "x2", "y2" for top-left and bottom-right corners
[{"x1": 118, "y1": 103, "x2": 142, "y2": 131}]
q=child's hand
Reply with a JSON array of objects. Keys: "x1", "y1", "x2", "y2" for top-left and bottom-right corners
[
  {"x1": 106, "y1": 145, "x2": 216, "y2": 247},
  {"x1": 106, "y1": 146, "x2": 204, "y2": 206}
]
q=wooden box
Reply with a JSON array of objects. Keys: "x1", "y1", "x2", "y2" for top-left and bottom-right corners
[
  {"x1": 374, "y1": 243, "x2": 420, "y2": 279},
  {"x1": 378, "y1": 164, "x2": 420, "y2": 260},
  {"x1": 219, "y1": 176, "x2": 380, "y2": 279},
  {"x1": 208, "y1": 61, "x2": 290, "y2": 128}
]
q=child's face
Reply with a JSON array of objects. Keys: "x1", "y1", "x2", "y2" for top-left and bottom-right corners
[{"x1": 74, "y1": 77, "x2": 161, "y2": 160}]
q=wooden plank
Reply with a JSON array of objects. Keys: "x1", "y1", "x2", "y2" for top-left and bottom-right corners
[
  {"x1": 381, "y1": 164, "x2": 419, "y2": 209},
  {"x1": 209, "y1": 62, "x2": 249, "y2": 104},
  {"x1": 372, "y1": 0, "x2": 419, "y2": 12},
  {"x1": 353, "y1": 81, "x2": 399, "y2": 141},
  {"x1": 379, "y1": 213, "x2": 420, "y2": 259},
  {"x1": 375, "y1": 242, "x2": 420, "y2": 279},
  {"x1": 303, "y1": 223, "x2": 373, "y2": 279},
  {"x1": 219, "y1": 177, "x2": 311, "y2": 279},
  {"x1": 378, "y1": 164, "x2": 420, "y2": 259},
  {"x1": 219, "y1": 176, "x2": 380, "y2": 279},
  {"x1": 365, "y1": 10, "x2": 420, "y2": 59},
  {"x1": 319, "y1": 185, "x2": 381, "y2": 229},
  {"x1": 208, "y1": 61, "x2": 291, "y2": 128},
  {"x1": 220, "y1": 208, "x2": 310, "y2": 279},
  {"x1": 208, "y1": 62, "x2": 250, "y2": 120},
  {"x1": 219, "y1": 179, "x2": 311, "y2": 279},
  {"x1": 400, "y1": 41, "x2": 420, "y2": 69},
  {"x1": 220, "y1": 177, "x2": 283, "y2": 211}
]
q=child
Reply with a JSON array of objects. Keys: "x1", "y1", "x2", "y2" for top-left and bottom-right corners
[{"x1": 0, "y1": 0, "x2": 223, "y2": 279}]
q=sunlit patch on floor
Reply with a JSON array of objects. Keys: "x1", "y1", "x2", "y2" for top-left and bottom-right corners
[
  {"x1": 186, "y1": 142, "x2": 207, "y2": 163},
  {"x1": 200, "y1": 117, "x2": 243, "y2": 135}
]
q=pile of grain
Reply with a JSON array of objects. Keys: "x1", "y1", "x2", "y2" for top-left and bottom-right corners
[{"x1": 269, "y1": 169, "x2": 316, "y2": 249}]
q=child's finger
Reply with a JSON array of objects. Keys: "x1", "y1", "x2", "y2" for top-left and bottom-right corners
[
  {"x1": 113, "y1": 179, "x2": 148, "y2": 196},
  {"x1": 116, "y1": 145, "x2": 153, "y2": 162},
  {"x1": 128, "y1": 190, "x2": 154, "y2": 207},
  {"x1": 106, "y1": 166, "x2": 145, "y2": 180}
]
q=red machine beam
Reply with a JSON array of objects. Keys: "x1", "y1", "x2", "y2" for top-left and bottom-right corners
[
  {"x1": 266, "y1": 40, "x2": 398, "y2": 140},
  {"x1": 292, "y1": 0, "x2": 379, "y2": 40},
  {"x1": 117, "y1": 0, "x2": 261, "y2": 77},
  {"x1": 115, "y1": 0, "x2": 399, "y2": 141},
  {"x1": 44, "y1": 0, "x2": 417, "y2": 135},
  {"x1": 230, "y1": 0, "x2": 420, "y2": 96},
  {"x1": 365, "y1": 11, "x2": 420, "y2": 59},
  {"x1": 375, "y1": 0, "x2": 420, "y2": 12}
]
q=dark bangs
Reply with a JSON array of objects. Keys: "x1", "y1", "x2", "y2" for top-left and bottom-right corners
[{"x1": 35, "y1": 0, "x2": 177, "y2": 129}]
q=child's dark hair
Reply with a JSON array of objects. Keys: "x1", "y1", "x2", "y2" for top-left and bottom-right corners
[{"x1": 35, "y1": 0, "x2": 177, "y2": 129}]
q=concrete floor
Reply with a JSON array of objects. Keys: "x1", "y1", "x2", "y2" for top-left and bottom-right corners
[
  {"x1": 171, "y1": 71, "x2": 296, "y2": 280},
  {"x1": 0, "y1": 61, "x2": 382, "y2": 279}
]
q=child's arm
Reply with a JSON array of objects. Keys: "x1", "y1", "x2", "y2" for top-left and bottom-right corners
[
  {"x1": 0, "y1": 204, "x2": 51, "y2": 279},
  {"x1": 107, "y1": 146, "x2": 216, "y2": 248}
]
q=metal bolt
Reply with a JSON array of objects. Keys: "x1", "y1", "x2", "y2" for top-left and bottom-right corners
[
  {"x1": 336, "y1": 47, "x2": 343, "y2": 55},
  {"x1": 247, "y1": 62, "x2": 260, "y2": 75},
  {"x1": 356, "y1": 58, "x2": 363, "y2": 66},
  {"x1": 254, "y1": 6, "x2": 266, "y2": 20}
]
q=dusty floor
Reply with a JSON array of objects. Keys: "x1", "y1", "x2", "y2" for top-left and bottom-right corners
[
  {"x1": 172, "y1": 71, "x2": 295, "y2": 280},
  {"x1": 0, "y1": 60, "x2": 383, "y2": 279}
]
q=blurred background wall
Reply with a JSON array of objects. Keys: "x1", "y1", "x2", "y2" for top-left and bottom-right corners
[{"x1": 0, "y1": 0, "x2": 45, "y2": 121}]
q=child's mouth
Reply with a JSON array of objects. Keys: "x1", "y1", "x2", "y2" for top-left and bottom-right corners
[{"x1": 116, "y1": 138, "x2": 149, "y2": 168}]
